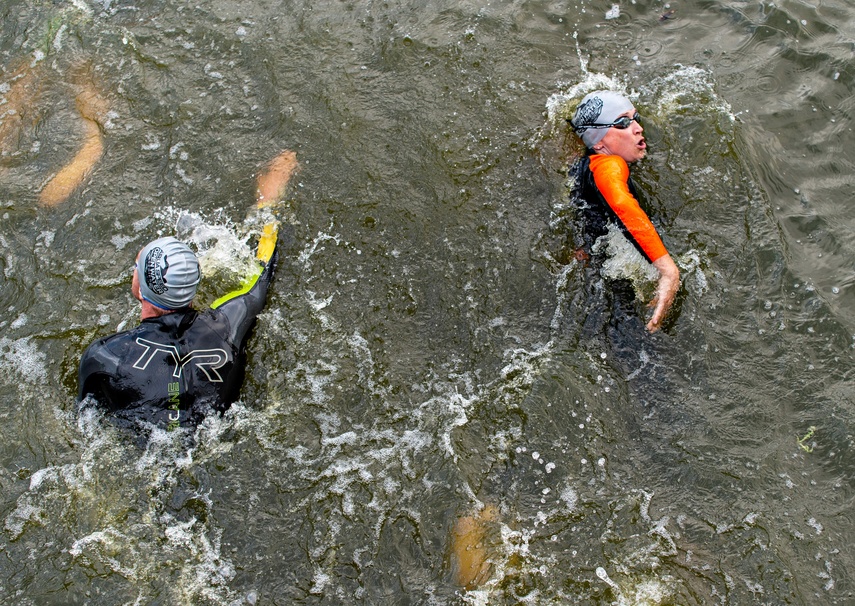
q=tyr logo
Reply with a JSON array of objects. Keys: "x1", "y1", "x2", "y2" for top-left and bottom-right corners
[{"x1": 133, "y1": 338, "x2": 229, "y2": 382}]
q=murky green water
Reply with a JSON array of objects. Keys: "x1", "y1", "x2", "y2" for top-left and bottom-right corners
[{"x1": 1, "y1": 0, "x2": 854, "y2": 604}]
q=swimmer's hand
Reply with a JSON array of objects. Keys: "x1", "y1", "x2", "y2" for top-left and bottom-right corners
[
  {"x1": 256, "y1": 150, "x2": 298, "y2": 208},
  {"x1": 256, "y1": 221, "x2": 278, "y2": 265},
  {"x1": 646, "y1": 254, "x2": 680, "y2": 333},
  {"x1": 254, "y1": 150, "x2": 297, "y2": 263}
]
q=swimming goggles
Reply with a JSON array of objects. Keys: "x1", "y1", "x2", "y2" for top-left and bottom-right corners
[{"x1": 571, "y1": 112, "x2": 641, "y2": 132}]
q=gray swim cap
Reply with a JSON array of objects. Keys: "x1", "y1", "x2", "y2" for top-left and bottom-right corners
[
  {"x1": 137, "y1": 237, "x2": 201, "y2": 310},
  {"x1": 570, "y1": 90, "x2": 635, "y2": 148}
]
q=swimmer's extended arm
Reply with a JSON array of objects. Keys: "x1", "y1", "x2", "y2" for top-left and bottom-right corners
[
  {"x1": 40, "y1": 67, "x2": 108, "y2": 207},
  {"x1": 210, "y1": 245, "x2": 277, "y2": 344},
  {"x1": 210, "y1": 151, "x2": 298, "y2": 344},
  {"x1": 209, "y1": 237, "x2": 277, "y2": 312},
  {"x1": 589, "y1": 155, "x2": 668, "y2": 263},
  {"x1": 590, "y1": 154, "x2": 680, "y2": 332}
]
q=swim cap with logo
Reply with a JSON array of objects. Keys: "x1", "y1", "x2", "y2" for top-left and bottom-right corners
[
  {"x1": 136, "y1": 237, "x2": 201, "y2": 310},
  {"x1": 570, "y1": 90, "x2": 635, "y2": 149}
]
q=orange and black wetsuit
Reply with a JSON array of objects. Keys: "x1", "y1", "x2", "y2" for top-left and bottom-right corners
[{"x1": 574, "y1": 154, "x2": 668, "y2": 264}]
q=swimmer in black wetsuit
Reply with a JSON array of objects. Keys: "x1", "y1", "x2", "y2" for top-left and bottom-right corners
[
  {"x1": 77, "y1": 151, "x2": 298, "y2": 432},
  {"x1": 569, "y1": 91, "x2": 680, "y2": 333}
]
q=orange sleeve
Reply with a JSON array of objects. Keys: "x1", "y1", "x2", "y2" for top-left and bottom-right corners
[{"x1": 589, "y1": 155, "x2": 668, "y2": 263}]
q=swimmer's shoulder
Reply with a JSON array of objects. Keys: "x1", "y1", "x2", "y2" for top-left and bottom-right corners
[{"x1": 589, "y1": 154, "x2": 629, "y2": 177}]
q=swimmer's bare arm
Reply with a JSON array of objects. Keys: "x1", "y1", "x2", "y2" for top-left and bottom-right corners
[
  {"x1": 647, "y1": 254, "x2": 680, "y2": 333},
  {"x1": 39, "y1": 70, "x2": 108, "y2": 206},
  {"x1": 212, "y1": 150, "x2": 299, "y2": 340},
  {"x1": 256, "y1": 150, "x2": 298, "y2": 208},
  {"x1": 253, "y1": 150, "x2": 298, "y2": 264}
]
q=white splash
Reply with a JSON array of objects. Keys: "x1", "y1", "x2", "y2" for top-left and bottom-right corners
[
  {"x1": 0, "y1": 336, "x2": 47, "y2": 383},
  {"x1": 593, "y1": 225, "x2": 659, "y2": 298}
]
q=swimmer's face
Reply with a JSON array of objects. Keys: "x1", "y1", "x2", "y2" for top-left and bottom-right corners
[
  {"x1": 131, "y1": 249, "x2": 142, "y2": 302},
  {"x1": 595, "y1": 109, "x2": 646, "y2": 163}
]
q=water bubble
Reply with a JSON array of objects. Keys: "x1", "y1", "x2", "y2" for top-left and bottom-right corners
[
  {"x1": 596, "y1": 567, "x2": 622, "y2": 594},
  {"x1": 561, "y1": 486, "x2": 578, "y2": 509},
  {"x1": 636, "y1": 39, "x2": 663, "y2": 57}
]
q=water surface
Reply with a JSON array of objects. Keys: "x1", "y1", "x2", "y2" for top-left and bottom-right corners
[{"x1": 1, "y1": 0, "x2": 853, "y2": 604}]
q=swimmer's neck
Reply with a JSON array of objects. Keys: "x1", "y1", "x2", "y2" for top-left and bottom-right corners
[{"x1": 140, "y1": 301, "x2": 178, "y2": 321}]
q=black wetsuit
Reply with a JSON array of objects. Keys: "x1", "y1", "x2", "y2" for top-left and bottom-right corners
[{"x1": 78, "y1": 251, "x2": 276, "y2": 432}]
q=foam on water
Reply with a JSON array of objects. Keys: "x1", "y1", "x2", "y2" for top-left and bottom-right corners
[
  {"x1": 593, "y1": 224, "x2": 660, "y2": 299},
  {"x1": 0, "y1": 336, "x2": 47, "y2": 384},
  {"x1": 546, "y1": 71, "x2": 634, "y2": 127},
  {"x1": 110, "y1": 233, "x2": 136, "y2": 250},
  {"x1": 641, "y1": 65, "x2": 734, "y2": 121},
  {"x1": 231, "y1": 311, "x2": 591, "y2": 598},
  {"x1": 677, "y1": 249, "x2": 709, "y2": 297},
  {"x1": 173, "y1": 211, "x2": 258, "y2": 283},
  {"x1": 298, "y1": 227, "x2": 354, "y2": 269},
  {"x1": 0, "y1": 398, "x2": 272, "y2": 604}
]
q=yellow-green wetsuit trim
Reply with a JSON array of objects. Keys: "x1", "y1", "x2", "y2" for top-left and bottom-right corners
[{"x1": 210, "y1": 221, "x2": 278, "y2": 310}]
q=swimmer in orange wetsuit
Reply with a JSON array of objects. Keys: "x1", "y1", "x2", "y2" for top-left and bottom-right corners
[{"x1": 569, "y1": 90, "x2": 680, "y2": 333}]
